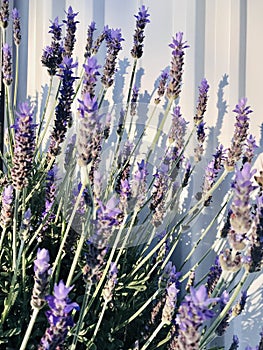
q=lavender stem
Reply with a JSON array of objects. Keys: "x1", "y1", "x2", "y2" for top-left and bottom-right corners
[{"x1": 19, "y1": 308, "x2": 39, "y2": 350}]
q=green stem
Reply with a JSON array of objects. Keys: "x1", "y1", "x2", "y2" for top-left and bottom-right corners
[
  {"x1": 141, "y1": 322, "x2": 165, "y2": 350},
  {"x1": 12, "y1": 189, "x2": 20, "y2": 270},
  {"x1": 13, "y1": 44, "x2": 19, "y2": 109},
  {"x1": 19, "y1": 308, "x2": 39, "y2": 350},
  {"x1": 0, "y1": 227, "x2": 7, "y2": 252},
  {"x1": 89, "y1": 301, "x2": 108, "y2": 346}
]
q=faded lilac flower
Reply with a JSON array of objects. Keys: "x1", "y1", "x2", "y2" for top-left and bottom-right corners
[
  {"x1": 11, "y1": 102, "x2": 37, "y2": 190},
  {"x1": 101, "y1": 28, "x2": 124, "y2": 88},
  {"x1": 39, "y1": 280, "x2": 79, "y2": 350},
  {"x1": 2, "y1": 43, "x2": 12, "y2": 85},
  {"x1": 63, "y1": 6, "x2": 79, "y2": 57},
  {"x1": 0, "y1": 184, "x2": 13, "y2": 229},
  {"x1": 41, "y1": 17, "x2": 64, "y2": 76},
  {"x1": 31, "y1": 248, "x2": 51, "y2": 309},
  {"x1": 85, "y1": 21, "x2": 96, "y2": 58},
  {"x1": 167, "y1": 32, "x2": 189, "y2": 100},
  {"x1": 155, "y1": 68, "x2": 169, "y2": 104},
  {"x1": 0, "y1": 0, "x2": 9, "y2": 28},
  {"x1": 12, "y1": 8, "x2": 21, "y2": 45},
  {"x1": 228, "y1": 162, "x2": 257, "y2": 250},
  {"x1": 47, "y1": 57, "x2": 78, "y2": 160},
  {"x1": 131, "y1": 5, "x2": 150, "y2": 59},
  {"x1": 194, "y1": 78, "x2": 210, "y2": 126},
  {"x1": 225, "y1": 98, "x2": 252, "y2": 170}
]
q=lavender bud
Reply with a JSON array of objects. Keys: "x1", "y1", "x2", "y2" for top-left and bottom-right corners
[
  {"x1": 82, "y1": 56, "x2": 101, "y2": 98},
  {"x1": 12, "y1": 8, "x2": 21, "y2": 45},
  {"x1": 11, "y1": 102, "x2": 37, "y2": 190},
  {"x1": 102, "y1": 262, "x2": 118, "y2": 302},
  {"x1": 194, "y1": 78, "x2": 209, "y2": 126},
  {"x1": 2, "y1": 43, "x2": 12, "y2": 86},
  {"x1": 155, "y1": 68, "x2": 169, "y2": 104},
  {"x1": 19, "y1": 208, "x2": 31, "y2": 240},
  {"x1": 130, "y1": 85, "x2": 139, "y2": 116},
  {"x1": 85, "y1": 21, "x2": 96, "y2": 58},
  {"x1": 243, "y1": 134, "x2": 258, "y2": 164}
]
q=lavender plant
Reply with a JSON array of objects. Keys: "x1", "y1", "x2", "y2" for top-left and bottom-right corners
[{"x1": 0, "y1": 3, "x2": 262, "y2": 350}]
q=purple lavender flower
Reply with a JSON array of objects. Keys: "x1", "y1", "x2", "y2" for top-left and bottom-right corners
[
  {"x1": 132, "y1": 159, "x2": 148, "y2": 209},
  {"x1": 173, "y1": 285, "x2": 219, "y2": 349},
  {"x1": 119, "y1": 179, "x2": 131, "y2": 215},
  {"x1": 115, "y1": 140, "x2": 133, "y2": 195},
  {"x1": 0, "y1": 0, "x2": 9, "y2": 28},
  {"x1": 101, "y1": 28, "x2": 124, "y2": 88},
  {"x1": 229, "y1": 335, "x2": 239, "y2": 350},
  {"x1": 219, "y1": 248, "x2": 242, "y2": 272},
  {"x1": 2, "y1": 43, "x2": 12, "y2": 85},
  {"x1": 206, "y1": 256, "x2": 222, "y2": 296},
  {"x1": 62, "y1": 6, "x2": 79, "y2": 57},
  {"x1": 39, "y1": 280, "x2": 79, "y2": 350},
  {"x1": 155, "y1": 68, "x2": 169, "y2": 104},
  {"x1": 31, "y1": 248, "x2": 51, "y2": 309},
  {"x1": 194, "y1": 78, "x2": 210, "y2": 126},
  {"x1": 12, "y1": 8, "x2": 21, "y2": 45},
  {"x1": 91, "y1": 27, "x2": 107, "y2": 55},
  {"x1": 102, "y1": 262, "x2": 118, "y2": 302},
  {"x1": 0, "y1": 184, "x2": 13, "y2": 229},
  {"x1": 232, "y1": 290, "x2": 247, "y2": 317},
  {"x1": 82, "y1": 56, "x2": 101, "y2": 98},
  {"x1": 166, "y1": 32, "x2": 189, "y2": 100},
  {"x1": 130, "y1": 85, "x2": 139, "y2": 116},
  {"x1": 150, "y1": 163, "x2": 169, "y2": 227},
  {"x1": 11, "y1": 102, "x2": 37, "y2": 190},
  {"x1": 19, "y1": 208, "x2": 31, "y2": 240},
  {"x1": 162, "y1": 283, "x2": 179, "y2": 324},
  {"x1": 77, "y1": 93, "x2": 103, "y2": 169},
  {"x1": 194, "y1": 121, "x2": 206, "y2": 162},
  {"x1": 199, "y1": 145, "x2": 226, "y2": 206},
  {"x1": 47, "y1": 57, "x2": 78, "y2": 161},
  {"x1": 243, "y1": 134, "x2": 258, "y2": 164},
  {"x1": 131, "y1": 5, "x2": 150, "y2": 59},
  {"x1": 85, "y1": 21, "x2": 96, "y2": 58},
  {"x1": 228, "y1": 162, "x2": 257, "y2": 251},
  {"x1": 41, "y1": 17, "x2": 64, "y2": 76},
  {"x1": 225, "y1": 98, "x2": 252, "y2": 170}
]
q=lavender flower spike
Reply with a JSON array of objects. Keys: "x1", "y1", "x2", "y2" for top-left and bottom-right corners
[
  {"x1": 228, "y1": 162, "x2": 257, "y2": 251},
  {"x1": 131, "y1": 5, "x2": 150, "y2": 59},
  {"x1": 31, "y1": 248, "x2": 51, "y2": 309},
  {"x1": 162, "y1": 283, "x2": 179, "y2": 324},
  {"x1": 167, "y1": 32, "x2": 189, "y2": 100},
  {"x1": 225, "y1": 98, "x2": 252, "y2": 170},
  {"x1": 39, "y1": 280, "x2": 79, "y2": 350},
  {"x1": 0, "y1": 184, "x2": 13, "y2": 229},
  {"x1": 194, "y1": 78, "x2": 210, "y2": 126},
  {"x1": 103, "y1": 262, "x2": 118, "y2": 302},
  {"x1": 63, "y1": 6, "x2": 79, "y2": 57},
  {"x1": 11, "y1": 102, "x2": 37, "y2": 190},
  {"x1": 155, "y1": 67, "x2": 169, "y2": 104},
  {"x1": 12, "y1": 8, "x2": 21, "y2": 45},
  {"x1": 2, "y1": 43, "x2": 12, "y2": 86},
  {"x1": 85, "y1": 21, "x2": 96, "y2": 58},
  {"x1": 0, "y1": 0, "x2": 9, "y2": 28}
]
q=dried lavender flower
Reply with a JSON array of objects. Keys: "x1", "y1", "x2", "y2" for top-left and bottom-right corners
[
  {"x1": 2, "y1": 43, "x2": 12, "y2": 86},
  {"x1": 11, "y1": 102, "x2": 37, "y2": 190},
  {"x1": 225, "y1": 98, "x2": 252, "y2": 171},
  {"x1": 31, "y1": 248, "x2": 51, "y2": 309},
  {"x1": 12, "y1": 8, "x2": 21, "y2": 45},
  {"x1": 39, "y1": 280, "x2": 79, "y2": 349},
  {"x1": 0, "y1": 184, "x2": 13, "y2": 229},
  {"x1": 0, "y1": 0, "x2": 9, "y2": 28},
  {"x1": 102, "y1": 262, "x2": 118, "y2": 302},
  {"x1": 131, "y1": 5, "x2": 150, "y2": 59},
  {"x1": 63, "y1": 6, "x2": 79, "y2": 57},
  {"x1": 167, "y1": 32, "x2": 189, "y2": 100},
  {"x1": 41, "y1": 17, "x2": 64, "y2": 76},
  {"x1": 47, "y1": 57, "x2": 78, "y2": 160}
]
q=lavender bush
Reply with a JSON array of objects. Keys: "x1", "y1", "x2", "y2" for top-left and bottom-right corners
[{"x1": 0, "y1": 2, "x2": 262, "y2": 350}]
